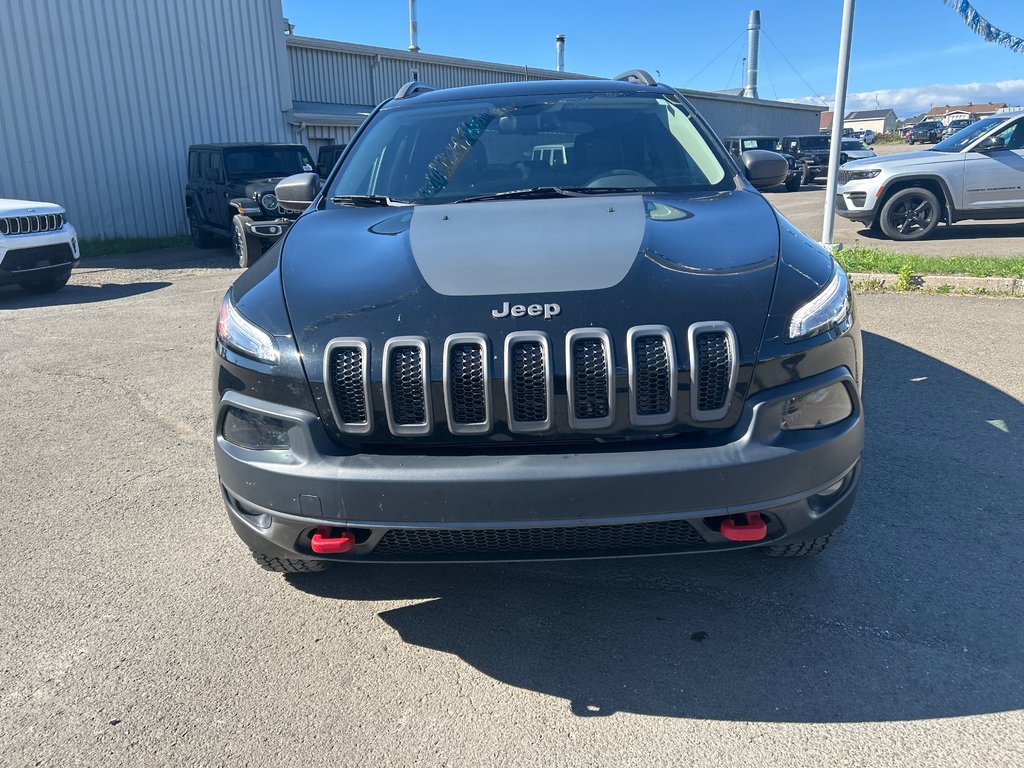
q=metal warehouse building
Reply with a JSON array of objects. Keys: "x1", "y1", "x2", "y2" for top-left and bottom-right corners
[{"x1": 0, "y1": 0, "x2": 821, "y2": 239}]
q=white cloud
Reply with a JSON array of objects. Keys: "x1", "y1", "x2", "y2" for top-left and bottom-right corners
[{"x1": 784, "y1": 79, "x2": 1024, "y2": 117}]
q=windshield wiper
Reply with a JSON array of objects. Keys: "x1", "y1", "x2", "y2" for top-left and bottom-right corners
[
  {"x1": 330, "y1": 194, "x2": 410, "y2": 207},
  {"x1": 455, "y1": 186, "x2": 645, "y2": 203}
]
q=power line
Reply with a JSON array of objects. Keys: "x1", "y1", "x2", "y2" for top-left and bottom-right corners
[
  {"x1": 683, "y1": 29, "x2": 746, "y2": 87},
  {"x1": 761, "y1": 26, "x2": 830, "y2": 107}
]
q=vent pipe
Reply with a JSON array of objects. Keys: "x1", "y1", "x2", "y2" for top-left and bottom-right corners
[
  {"x1": 555, "y1": 34, "x2": 565, "y2": 72},
  {"x1": 742, "y1": 10, "x2": 760, "y2": 99},
  {"x1": 408, "y1": 0, "x2": 420, "y2": 53}
]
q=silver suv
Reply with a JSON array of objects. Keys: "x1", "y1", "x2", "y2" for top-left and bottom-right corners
[{"x1": 836, "y1": 111, "x2": 1024, "y2": 240}]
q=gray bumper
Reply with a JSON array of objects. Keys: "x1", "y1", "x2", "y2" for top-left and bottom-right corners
[{"x1": 216, "y1": 367, "x2": 863, "y2": 561}]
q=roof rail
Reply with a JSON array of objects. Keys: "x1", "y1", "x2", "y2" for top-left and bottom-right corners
[
  {"x1": 614, "y1": 70, "x2": 658, "y2": 86},
  {"x1": 394, "y1": 81, "x2": 437, "y2": 100}
]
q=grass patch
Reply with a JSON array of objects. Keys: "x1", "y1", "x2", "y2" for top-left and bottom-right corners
[
  {"x1": 837, "y1": 247, "x2": 1024, "y2": 278},
  {"x1": 79, "y1": 235, "x2": 192, "y2": 259}
]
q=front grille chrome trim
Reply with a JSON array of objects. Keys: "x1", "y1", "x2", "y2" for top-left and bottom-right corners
[
  {"x1": 443, "y1": 333, "x2": 492, "y2": 435},
  {"x1": 382, "y1": 336, "x2": 432, "y2": 436},
  {"x1": 504, "y1": 331, "x2": 553, "y2": 433},
  {"x1": 626, "y1": 325, "x2": 677, "y2": 427},
  {"x1": 323, "y1": 337, "x2": 373, "y2": 435},
  {"x1": 565, "y1": 328, "x2": 615, "y2": 430},
  {"x1": 688, "y1": 321, "x2": 738, "y2": 422}
]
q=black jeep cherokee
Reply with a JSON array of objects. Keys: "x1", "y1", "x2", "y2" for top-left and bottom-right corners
[
  {"x1": 185, "y1": 143, "x2": 315, "y2": 267},
  {"x1": 214, "y1": 73, "x2": 863, "y2": 573},
  {"x1": 779, "y1": 135, "x2": 832, "y2": 184}
]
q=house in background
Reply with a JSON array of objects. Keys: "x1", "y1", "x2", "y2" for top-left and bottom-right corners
[
  {"x1": 845, "y1": 109, "x2": 897, "y2": 135},
  {"x1": 819, "y1": 110, "x2": 834, "y2": 133},
  {"x1": 926, "y1": 102, "x2": 1007, "y2": 126}
]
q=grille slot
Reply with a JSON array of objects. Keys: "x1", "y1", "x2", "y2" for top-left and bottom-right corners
[
  {"x1": 0, "y1": 212, "x2": 64, "y2": 236},
  {"x1": 627, "y1": 326, "x2": 676, "y2": 426},
  {"x1": 444, "y1": 334, "x2": 491, "y2": 434},
  {"x1": 504, "y1": 332, "x2": 552, "y2": 432},
  {"x1": 373, "y1": 519, "x2": 707, "y2": 557},
  {"x1": 566, "y1": 328, "x2": 614, "y2": 429},
  {"x1": 383, "y1": 337, "x2": 431, "y2": 435},
  {"x1": 324, "y1": 339, "x2": 372, "y2": 434},
  {"x1": 688, "y1": 322, "x2": 738, "y2": 422}
]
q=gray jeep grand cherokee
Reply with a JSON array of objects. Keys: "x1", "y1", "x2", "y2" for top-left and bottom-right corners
[{"x1": 213, "y1": 72, "x2": 863, "y2": 573}]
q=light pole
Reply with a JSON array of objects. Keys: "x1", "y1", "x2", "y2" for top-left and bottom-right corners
[{"x1": 821, "y1": 0, "x2": 856, "y2": 251}]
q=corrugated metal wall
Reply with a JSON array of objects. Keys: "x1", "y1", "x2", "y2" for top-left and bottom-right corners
[
  {"x1": 0, "y1": 0, "x2": 292, "y2": 239},
  {"x1": 686, "y1": 93, "x2": 820, "y2": 139}
]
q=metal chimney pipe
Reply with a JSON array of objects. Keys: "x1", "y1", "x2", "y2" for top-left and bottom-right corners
[
  {"x1": 408, "y1": 0, "x2": 420, "y2": 53},
  {"x1": 555, "y1": 34, "x2": 565, "y2": 72},
  {"x1": 743, "y1": 10, "x2": 760, "y2": 99}
]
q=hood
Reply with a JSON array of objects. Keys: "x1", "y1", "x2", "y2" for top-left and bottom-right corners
[
  {"x1": 0, "y1": 198, "x2": 64, "y2": 217},
  {"x1": 843, "y1": 150, "x2": 960, "y2": 171},
  {"x1": 280, "y1": 190, "x2": 781, "y2": 443}
]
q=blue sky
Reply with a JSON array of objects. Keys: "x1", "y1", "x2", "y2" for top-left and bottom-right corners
[{"x1": 281, "y1": 0, "x2": 1024, "y2": 116}]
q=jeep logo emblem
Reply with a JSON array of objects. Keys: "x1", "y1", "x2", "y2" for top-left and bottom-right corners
[{"x1": 491, "y1": 301, "x2": 561, "y2": 320}]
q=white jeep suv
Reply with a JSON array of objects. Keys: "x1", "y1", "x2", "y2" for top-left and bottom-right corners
[
  {"x1": 836, "y1": 111, "x2": 1024, "y2": 240},
  {"x1": 0, "y1": 198, "x2": 79, "y2": 292}
]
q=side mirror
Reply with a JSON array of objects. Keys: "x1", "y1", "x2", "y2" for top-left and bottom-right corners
[
  {"x1": 975, "y1": 135, "x2": 1006, "y2": 152},
  {"x1": 275, "y1": 172, "x2": 321, "y2": 212},
  {"x1": 741, "y1": 149, "x2": 789, "y2": 190}
]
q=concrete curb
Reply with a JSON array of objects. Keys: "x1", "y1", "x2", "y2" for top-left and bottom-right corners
[{"x1": 849, "y1": 272, "x2": 1024, "y2": 296}]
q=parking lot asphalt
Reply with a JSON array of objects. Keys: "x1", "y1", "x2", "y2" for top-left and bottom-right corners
[
  {"x1": 766, "y1": 142, "x2": 1024, "y2": 258},
  {"x1": 1, "y1": 254, "x2": 1022, "y2": 767}
]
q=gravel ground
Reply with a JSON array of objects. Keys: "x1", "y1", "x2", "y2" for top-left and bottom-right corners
[{"x1": 1, "y1": 254, "x2": 1022, "y2": 767}]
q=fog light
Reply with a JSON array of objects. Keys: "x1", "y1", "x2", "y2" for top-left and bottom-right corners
[
  {"x1": 222, "y1": 406, "x2": 291, "y2": 450},
  {"x1": 781, "y1": 382, "x2": 852, "y2": 430}
]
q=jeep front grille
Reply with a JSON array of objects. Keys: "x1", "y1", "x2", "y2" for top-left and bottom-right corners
[
  {"x1": 0, "y1": 213, "x2": 64, "y2": 236},
  {"x1": 372, "y1": 518, "x2": 707, "y2": 557},
  {"x1": 323, "y1": 323, "x2": 739, "y2": 438}
]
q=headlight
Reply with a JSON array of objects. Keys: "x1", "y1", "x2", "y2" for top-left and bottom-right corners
[
  {"x1": 781, "y1": 381, "x2": 853, "y2": 430},
  {"x1": 788, "y1": 262, "x2": 851, "y2": 341},
  {"x1": 259, "y1": 193, "x2": 278, "y2": 211},
  {"x1": 222, "y1": 406, "x2": 290, "y2": 450},
  {"x1": 842, "y1": 169, "x2": 881, "y2": 180},
  {"x1": 216, "y1": 292, "x2": 280, "y2": 364}
]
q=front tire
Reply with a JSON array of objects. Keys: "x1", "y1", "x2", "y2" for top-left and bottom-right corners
[
  {"x1": 784, "y1": 174, "x2": 801, "y2": 192},
  {"x1": 879, "y1": 187, "x2": 940, "y2": 241},
  {"x1": 251, "y1": 550, "x2": 331, "y2": 573},
  {"x1": 188, "y1": 208, "x2": 217, "y2": 249},
  {"x1": 19, "y1": 268, "x2": 72, "y2": 294},
  {"x1": 763, "y1": 525, "x2": 844, "y2": 557},
  {"x1": 233, "y1": 215, "x2": 261, "y2": 268}
]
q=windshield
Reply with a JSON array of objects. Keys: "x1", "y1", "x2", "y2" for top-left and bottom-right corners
[
  {"x1": 329, "y1": 93, "x2": 731, "y2": 204},
  {"x1": 223, "y1": 146, "x2": 314, "y2": 179},
  {"x1": 932, "y1": 117, "x2": 1003, "y2": 152},
  {"x1": 785, "y1": 136, "x2": 829, "y2": 151},
  {"x1": 841, "y1": 139, "x2": 868, "y2": 150},
  {"x1": 740, "y1": 138, "x2": 779, "y2": 151}
]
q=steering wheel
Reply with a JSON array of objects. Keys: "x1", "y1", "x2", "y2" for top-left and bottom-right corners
[{"x1": 585, "y1": 169, "x2": 656, "y2": 187}]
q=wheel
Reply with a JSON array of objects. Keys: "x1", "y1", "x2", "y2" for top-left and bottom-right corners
[
  {"x1": 19, "y1": 268, "x2": 72, "y2": 294},
  {"x1": 908, "y1": 139, "x2": 915, "y2": 145},
  {"x1": 800, "y1": 165, "x2": 814, "y2": 185},
  {"x1": 762, "y1": 525, "x2": 844, "y2": 557},
  {"x1": 233, "y1": 215, "x2": 262, "y2": 268},
  {"x1": 784, "y1": 174, "x2": 801, "y2": 192},
  {"x1": 251, "y1": 550, "x2": 331, "y2": 573},
  {"x1": 188, "y1": 207, "x2": 217, "y2": 249},
  {"x1": 879, "y1": 187, "x2": 940, "y2": 241}
]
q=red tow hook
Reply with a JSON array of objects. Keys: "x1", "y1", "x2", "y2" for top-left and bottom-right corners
[
  {"x1": 720, "y1": 512, "x2": 767, "y2": 542},
  {"x1": 310, "y1": 527, "x2": 356, "y2": 554}
]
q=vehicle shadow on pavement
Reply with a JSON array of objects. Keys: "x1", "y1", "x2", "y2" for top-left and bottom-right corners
[
  {"x1": 290, "y1": 331, "x2": 1024, "y2": 723},
  {"x1": 0, "y1": 280, "x2": 171, "y2": 308},
  {"x1": 78, "y1": 246, "x2": 237, "y2": 271}
]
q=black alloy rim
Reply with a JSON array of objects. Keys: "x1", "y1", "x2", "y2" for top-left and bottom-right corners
[{"x1": 888, "y1": 195, "x2": 934, "y2": 235}]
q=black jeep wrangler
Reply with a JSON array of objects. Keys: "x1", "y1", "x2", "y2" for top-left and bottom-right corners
[
  {"x1": 724, "y1": 136, "x2": 801, "y2": 191},
  {"x1": 779, "y1": 135, "x2": 832, "y2": 184},
  {"x1": 185, "y1": 143, "x2": 316, "y2": 267}
]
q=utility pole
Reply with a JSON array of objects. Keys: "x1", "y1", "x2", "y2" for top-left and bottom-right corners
[{"x1": 821, "y1": 0, "x2": 856, "y2": 251}]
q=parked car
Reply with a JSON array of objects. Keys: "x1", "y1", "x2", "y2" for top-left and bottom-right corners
[
  {"x1": 908, "y1": 121, "x2": 943, "y2": 144},
  {"x1": 214, "y1": 72, "x2": 862, "y2": 573},
  {"x1": 836, "y1": 110, "x2": 1024, "y2": 240},
  {"x1": 779, "y1": 135, "x2": 832, "y2": 183},
  {"x1": 184, "y1": 143, "x2": 316, "y2": 268},
  {"x1": 724, "y1": 136, "x2": 802, "y2": 191},
  {"x1": 316, "y1": 143, "x2": 347, "y2": 178},
  {"x1": 860, "y1": 129, "x2": 876, "y2": 145},
  {"x1": 941, "y1": 118, "x2": 975, "y2": 139},
  {"x1": 840, "y1": 138, "x2": 876, "y2": 162},
  {"x1": 0, "y1": 198, "x2": 79, "y2": 293}
]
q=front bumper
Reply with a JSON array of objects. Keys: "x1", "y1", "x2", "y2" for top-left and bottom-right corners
[
  {"x1": 0, "y1": 226, "x2": 79, "y2": 285},
  {"x1": 243, "y1": 217, "x2": 292, "y2": 239},
  {"x1": 835, "y1": 181, "x2": 882, "y2": 222},
  {"x1": 216, "y1": 366, "x2": 864, "y2": 563}
]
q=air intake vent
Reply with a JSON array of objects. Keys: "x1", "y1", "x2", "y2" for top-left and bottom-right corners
[
  {"x1": 504, "y1": 332, "x2": 552, "y2": 432},
  {"x1": 566, "y1": 329, "x2": 614, "y2": 429},
  {"x1": 688, "y1": 322, "x2": 738, "y2": 422},
  {"x1": 325, "y1": 339, "x2": 372, "y2": 434},
  {"x1": 627, "y1": 326, "x2": 676, "y2": 426},
  {"x1": 383, "y1": 338, "x2": 431, "y2": 435},
  {"x1": 444, "y1": 334, "x2": 491, "y2": 435}
]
